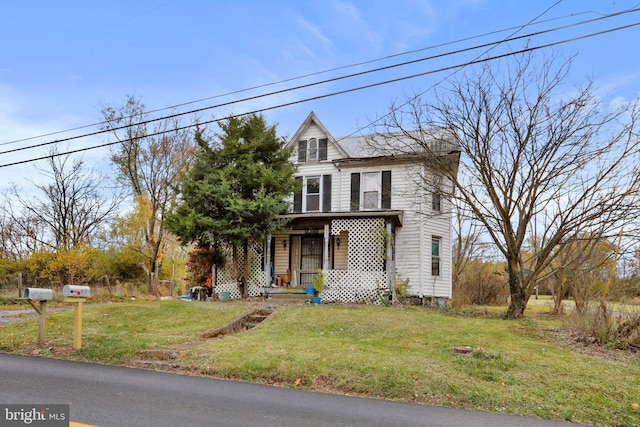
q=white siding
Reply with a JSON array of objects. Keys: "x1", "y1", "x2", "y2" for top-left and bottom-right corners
[
  {"x1": 334, "y1": 163, "x2": 453, "y2": 298},
  {"x1": 286, "y1": 113, "x2": 455, "y2": 299}
]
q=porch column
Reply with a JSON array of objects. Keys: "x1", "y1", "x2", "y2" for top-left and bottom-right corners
[
  {"x1": 323, "y1": 224, "x2": 330, "y2": 271},
  {"x1": 387, "y1": 222, "x2": 396, "y2": 301},
  {"x1": 265, "y1": 234, "x2": 272, "y2": 286}
]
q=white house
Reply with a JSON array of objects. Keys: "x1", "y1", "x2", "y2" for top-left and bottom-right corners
[{"x1": 214, "y1": 111, "x2": 460, "y2": 305}]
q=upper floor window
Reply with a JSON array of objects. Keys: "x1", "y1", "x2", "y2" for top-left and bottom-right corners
[
  {"x1": 432, "y1": 175, "x2": 442, "y2": 212},
  {"x1": 350, "y1": 171, "x2": 391, "y2": 211},
  {"x1": 298, "y1": 138, "x2": 328, "y2": 163},
  {"x1": 293, "y1": 175, "x2": 332, "y2": 213},
  {"x1": 305, "y1": 176, "x2": 320, "y2": 211},
  {"x1": 362, "y1": 172, "x2": 380, "y2": 209}
]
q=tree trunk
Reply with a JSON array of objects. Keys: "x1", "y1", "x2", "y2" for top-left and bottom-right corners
[
  {"x1": 232, "y1": 244, "x2": 240, "y2": 296},
  {"x1": 505, "y1": 262, "x2": 527, "y2": 319},
  {"x1": 551, "y1": 274, "x2": 568, "y2": 315},
  {"x1": 242, "y1": 239, "x2": 249, "y2": 299}
]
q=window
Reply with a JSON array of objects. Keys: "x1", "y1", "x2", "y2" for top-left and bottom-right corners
[
  {"x1": 362, "y1": 172, "x2": 380, "y2": 209},
  {"x1": 295, "y1": 174, "x2": 331, "y2": 213},
  {"x1": 307, "y1": 138, "x2": 318, "y2": 161},
  {"x1": 350, "y1": 171, "x2": 391, "y2": 211},
  {"x1": 305, "y1": 177, "x2": 320, "y2": 211},
  {"x1": 432, "y1": 175, "x2": 442, "y2": 212},
  {"x1": 431, "y1": 236, "x2": 441, "y2": 276},
  {"x1": 297, "y1": 138, "x2": 328, "y2": 163}
]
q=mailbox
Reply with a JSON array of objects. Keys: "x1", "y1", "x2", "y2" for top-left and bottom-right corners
[
  {"x1": 63, "y1": 285, "x2": 91, "y2": 298},
  {"x1": 23, "y1": 288, "x2": 53, "y2": 301}
]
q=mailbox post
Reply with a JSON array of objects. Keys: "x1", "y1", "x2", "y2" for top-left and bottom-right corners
[
  {"x1": 22, "y1": 288, "x2": 53, "y2": 346},
  {"x1": 63, "y1": 285, "x2": 91, "y2": 350}
]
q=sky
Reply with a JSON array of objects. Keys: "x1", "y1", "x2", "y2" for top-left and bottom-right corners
[{"x1": 1, "y1": 0, "x2": 639, "y2": 191}]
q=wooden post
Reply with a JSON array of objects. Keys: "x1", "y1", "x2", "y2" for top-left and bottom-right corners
[
  {"x1": 64, "y1": 296, "x2": 86, "y2": 350},
  {"x1": 27, "y1": 299, "x2": 47, "y2": 347},
  {"x1": 73, "y1": 300, "x2": 83, "y2": 350},
  {"x1": 38, "y1": 301, "x2": 46, "y2": 346}
]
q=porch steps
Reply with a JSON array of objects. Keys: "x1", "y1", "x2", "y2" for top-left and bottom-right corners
[{"x1": 262, "y1": 287, "x2": 312, "y2": 303}]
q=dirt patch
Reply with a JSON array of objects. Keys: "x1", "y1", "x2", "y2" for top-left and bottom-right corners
[{"x1": 553, "y1": 327, "x2": 638, "y2": 362}]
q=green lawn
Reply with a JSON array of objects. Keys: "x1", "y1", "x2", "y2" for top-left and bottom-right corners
[{"x1": 1, "y1": 301, "x2": 638, "y2": 426}]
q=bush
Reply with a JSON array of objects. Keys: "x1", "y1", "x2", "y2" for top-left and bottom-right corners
[
  {"x1": 565, "y1": 301, "x2": 640, "y2": 350},
  {"x1": 453, "y1": 260, "x2": 509, "y2": 306}
]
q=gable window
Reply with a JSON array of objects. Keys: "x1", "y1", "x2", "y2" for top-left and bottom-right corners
[
  {"x1": 350, "y1": 171, "x2": 391, "y2": 211},
  {"x1": 431, "y1": 236, "x2": 441, "y2": 276},
  {"x1": 298, "y1": 138, "x2": 328, "y2": 163},
  {"x1": 307, "y1": 138, "x2": 318, "y2": 161}
]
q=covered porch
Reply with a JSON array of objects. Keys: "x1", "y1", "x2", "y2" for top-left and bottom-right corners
[{"x1": 267, "y1": 211, "x2": 402, "y2": 304}]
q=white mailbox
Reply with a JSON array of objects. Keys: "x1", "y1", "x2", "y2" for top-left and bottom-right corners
[
  {"x1": 63, "y1": 285, "x2": 91, "y2": 298},
  {"x1": 23, "y1": 288, "x2": 53, "y2": 301}
]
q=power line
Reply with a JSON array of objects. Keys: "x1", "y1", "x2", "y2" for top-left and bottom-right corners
[
  {"x1": 2, "y1": 19, "x2": 637, "y2": 169},
  {"x1": 334, "y1": 0, "x2": 566, "y2": 143},
  {"x1": 1, "y1": 2, "x2": 636, "y2": 147},
  {"x1": 2, "y1": 7, "x2": 638, "y2": 159}
]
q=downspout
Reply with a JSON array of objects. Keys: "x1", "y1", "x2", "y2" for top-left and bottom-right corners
[
  {"x1": 419, "y1": 196, "x2": 424, "y2": 300},
  {"x1": 336, "y1": 162, "x2": 342, "y2": 210}
]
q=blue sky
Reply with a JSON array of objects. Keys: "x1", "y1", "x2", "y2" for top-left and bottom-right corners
[{"x1": 1, "y1": 0, "x2": 639, "y2": 188}]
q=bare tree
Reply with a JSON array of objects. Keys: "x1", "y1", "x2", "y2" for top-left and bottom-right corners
[
  {"x1": 370, "y1": 51, "x2": 640, "y2": 318},
  {"x1": 1, "y1": 151, "x2": 120, "y2": 284},
  {"x1": 100, "y1": 95, "x2": 197, "y2": 294},
  {"x1": 452, "y1": 201, "x2": 484, "y2": 289},
  {"x1": 4, "y1": 151, "x2": 120, "y2": 252}
]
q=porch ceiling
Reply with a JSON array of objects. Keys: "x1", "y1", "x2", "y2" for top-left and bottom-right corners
[{"x1": 279, "y1": 210, "x2": 403, "y2": 229}]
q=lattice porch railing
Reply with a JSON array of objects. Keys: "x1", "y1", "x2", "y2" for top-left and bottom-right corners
[
  {"x1": 321, "y1": 269, "x2": 389, "y2": 304},
  {"x1": 215, "y1": 242, "x2": 265, "y2": 299}
]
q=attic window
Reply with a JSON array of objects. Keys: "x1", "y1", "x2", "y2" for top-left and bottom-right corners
[
  {"x1": 298, "y1": 138, "x2": 328, "y2": 163},
  {"x1": 308, "y1": 138, "x2": 318, "y2": 161}
]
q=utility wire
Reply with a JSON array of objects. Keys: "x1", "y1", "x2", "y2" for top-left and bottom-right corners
[
  {"x1": 2, "y1": 7, "x2": 638, "y2": 158},
  {"x1": 1, "y1": 2, "x2": 637, "y2": 147},
  {"x1": 333, "y1": 0, "x2": 565, "y2": 142},
  {"x1": 2, "y1": 19, "x2": 638, "y2": 169}
]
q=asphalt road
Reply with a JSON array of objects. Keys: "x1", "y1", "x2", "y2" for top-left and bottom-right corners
[{"x1": 0, "y1": 354, "x2": 580, "y2": 427}]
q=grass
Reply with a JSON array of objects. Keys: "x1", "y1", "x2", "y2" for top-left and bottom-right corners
[
  {"x1": 0, "y1": 300, "x2": 246, "y2": 363},
  {"x1": 1, "y1": 301, "x2": 639, "y2": 426}
]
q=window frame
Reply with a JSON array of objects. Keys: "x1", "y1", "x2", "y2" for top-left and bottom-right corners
[
  {"x1": 307, "y1": 138, "x2": 318, "y2": 162},
  {"x1": 431, "y1": 175, "x2": 442, "y2": 212},
  {"x1": 431, "y1": 236, "x2": 441, "y2": 276},
  {"x1": 304, "y1": 176, "x2": 321, "y2": 212},
  {"x1": 361, "y1": 171, "x2": 381, "y2": 210}
]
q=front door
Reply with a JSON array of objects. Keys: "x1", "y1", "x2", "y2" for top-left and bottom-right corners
[{"x1": 299, "y1": 236, "x2": 323, "y2": 286}]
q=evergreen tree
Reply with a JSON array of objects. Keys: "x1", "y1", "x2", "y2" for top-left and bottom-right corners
[{"x1": 166, "y1": 114, "x2": 297, "y2": 298}]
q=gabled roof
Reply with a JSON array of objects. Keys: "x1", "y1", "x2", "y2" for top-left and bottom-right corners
[
  {"x1": 287, "y1": 111, "x2": 349, "y2": 159},
  {"x1": 288, "y1": 112, "x2": 460, "y2": 166}
]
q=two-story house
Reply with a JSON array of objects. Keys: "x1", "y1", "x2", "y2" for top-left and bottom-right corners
[{"x1": 213, "y1": 111, "x2": 460, "y2": 305}]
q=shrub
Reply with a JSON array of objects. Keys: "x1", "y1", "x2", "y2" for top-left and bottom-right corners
[{"x1": 565, "y1": 301, "x2": 640, "y2": 350}]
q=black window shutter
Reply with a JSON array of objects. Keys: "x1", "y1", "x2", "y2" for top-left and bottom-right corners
[
  {"x1": 350, "y1": 173, "x2": 360, "y2": 211},
  {"x1": 382, "y1": 170, "x2": 392, "y2": 209},
  {"x1": 297, "y1": 140, "x2": 307, "y2": 163},
  {"x1": 319, "y1": 138, "x2": 328, "y2": 161},
  {"x1": 322, "y1": 174, "x2": 332, "y2": 212},
  {"x1": 293, "y1": 177, "x2": 302, "y2": 213}
]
